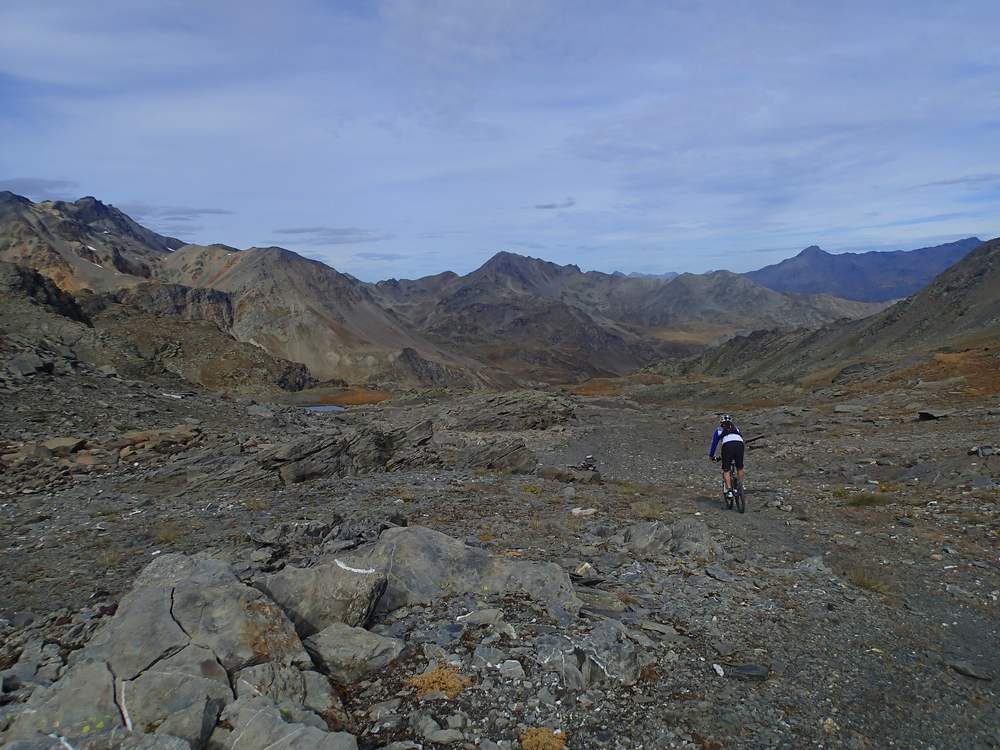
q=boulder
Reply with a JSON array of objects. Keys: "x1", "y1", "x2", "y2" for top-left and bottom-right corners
[
  {"x1": 114, "y1": 425, "x2": 200, "y2": 450},
  {"x1": 303, "y1": 623, "x2": 404, "y2": 684},
  {"x1": 42, "y1": 437, "x2": 86, "y2": 457},
  {"x1": 443, "y1": 391, "x2": 575, "y2": 431},
  {"x1": 233, "y1": 664, "x2": 342, "y2": 722},
  {"x1": 2, "y1": 638, "x2": 62, "y2": 690},
  {"x1": 258, "y1": 561, "x2": 387, "y2": 636},
  {"x1": 6, "y1": 659, "x2": 125, "y2": 743},
  {"x1": 5, "y1": 733, "x2": 192, "y2": 750},
  {"x1": 17, "y1": 554, "x2": 314, "y2": 750},
  {"x1": 77, "y1": 584, "x2": 190, "y2": 680},
  {"x1": 126, "y1": 644, "x2": 233, "y2": 747},
  {"x1": 74, "y1": 449, "x2": 112, "y2": 466},
  {"x1": 219, "y1": 697, "x2": 357, "y2": 750},
  {"x1": 454, "y1": 439, "x2": 537, "y2": 473},
  {"x1": 668, "y1": 518, "x2": 723, "y2": 560},
  {"x1": 7, "y1": 353, "x2": 51, "y2": 377},
  {"x1": 169, "y1": 575, "x2": 309, "y2": 672},
  {"x1": 259, "y1": 428, "x2": 398, "y2": 485},
  {"x1": 621, "y1": 521, "x2": 672, "y2": 556},
  {"x1": 534, "y1": 634, "x2": 586, "y2": 690},
  {"x1": 536, "y1": 466, "x2": 602, "y2": 484},
  {"x1": 83, "y1": 555, "x2": 309, "y2": 678},
  {"x1": 339, "y1": 526, "x2": 581, "y2": 624},
  {"x1": 577, "y1": 620, "x2": 641, "y2": 686}
]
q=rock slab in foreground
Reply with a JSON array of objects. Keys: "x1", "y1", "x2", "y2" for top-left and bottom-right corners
[
  {"x1": 258, "y1": 561, "x2": 387, "y2": 636},
  {"x1": 6, "y1": 554, "x2": 319, "y2": 749},
  {"x1": 340, "y1": 525, "x2": 582, "y2": 624},
  {"x1": 304, "y1": 623, "x2": 405, "y2": 684},
  {"x1": 220, "y1": 697, "x2": 357, "y2": 750}
]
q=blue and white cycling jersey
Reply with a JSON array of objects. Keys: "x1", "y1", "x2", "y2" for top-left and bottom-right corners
[{"x1": 708, "y1": 426, "x2": 743, "y2": 457}]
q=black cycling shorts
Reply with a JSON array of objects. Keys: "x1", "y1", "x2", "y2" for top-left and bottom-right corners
[{"x1": 721, "y1": 441, "x2": 745, "y2": 472}]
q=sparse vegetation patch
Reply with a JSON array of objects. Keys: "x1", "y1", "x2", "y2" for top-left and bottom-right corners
[
  {"x1": 405, "y1": 665, "x2": 471, "y2": 699},
  {"x1": 520, "y1": 727, "x2": 568, "y2": 750}
]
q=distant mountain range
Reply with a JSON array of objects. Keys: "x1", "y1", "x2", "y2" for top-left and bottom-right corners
[
  {"x1": 678, "y1": 237, "x2": 1000, "y2": 385},
  {"x1": 3, "y1": 190, "x2": 966, "y2": 387},
  {"x1": 745, "y1": 237, "x2": 982, "y2": 302}
]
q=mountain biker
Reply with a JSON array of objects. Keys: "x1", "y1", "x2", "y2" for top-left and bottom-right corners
[{"x1": 708, "y1": 414, "x2": 745, "y2": 501}]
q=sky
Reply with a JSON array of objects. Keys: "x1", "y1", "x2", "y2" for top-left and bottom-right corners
[{"x1": 1, "y1": 0, "x2": 999, "y2": 281}]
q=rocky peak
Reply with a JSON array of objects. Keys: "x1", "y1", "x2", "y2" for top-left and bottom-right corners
[
  {"x1": 0, "y1": 191, "x2": 33, "y2": 218},
  {"x1": 51, "y1": 196, "x2": 118, "y2": 225},
  {"x1": 474, "y1": 251, "x2": 583, "y2": 291},
  {"x1": 798, "y1": 245, "x2": 828, "y2": 258},
  {"x1": 0, "y1": 190, "x2": 31, "y2": 206}
]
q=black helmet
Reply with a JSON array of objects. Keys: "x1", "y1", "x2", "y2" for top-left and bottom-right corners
[{"x1": 720, "y1": 414, "x2": 733, "y2": 424}]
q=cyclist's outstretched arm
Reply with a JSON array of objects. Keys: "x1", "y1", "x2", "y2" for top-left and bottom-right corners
[{"x1": 708, "y1": 429, "x2": 721, "y2": 458}]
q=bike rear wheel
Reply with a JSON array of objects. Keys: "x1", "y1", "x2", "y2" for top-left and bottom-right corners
[{"x1": 734, "y1": 478, "x2": 746, "y2": 513}]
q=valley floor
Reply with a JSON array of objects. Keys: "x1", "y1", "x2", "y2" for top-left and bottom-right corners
[{"x1": 1, "y1": 370, "x2": 998, "y2": 749}]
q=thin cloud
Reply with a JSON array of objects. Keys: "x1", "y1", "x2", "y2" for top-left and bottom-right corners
[
  {"x1": 273, "y1": 226, "x2": 393, "y2": 245},
  {"x1": 916, "y1": 173, "x2": 1000, "y2": 188},
  {"x1": 0, "y1": 177, "x2": 78, "y2": 201},
  {"x1": 873, "y1": 212, "x2": 976, "y2": 228},
  {"x1": 534, "y1": 197, "x2": 576, "y2": 210},
  {"x1": 4, "y1": 2, "x2": 1000, "y2": 278},
  {"x1": 353, "y1": 251, "x2": 409, "y2": 261},
  {"x1": 121, "y1": 202, "x2": 234, "y2": 221}
]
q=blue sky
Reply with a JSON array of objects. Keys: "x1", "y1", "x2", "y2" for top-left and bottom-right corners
[{"x1": 1, "y1": 0, "x2": 999, "y2": 281}]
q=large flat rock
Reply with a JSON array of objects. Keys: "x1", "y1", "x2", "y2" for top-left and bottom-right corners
[{"x1": 339, "y1": 526, "x2": 581, "y2": 624}]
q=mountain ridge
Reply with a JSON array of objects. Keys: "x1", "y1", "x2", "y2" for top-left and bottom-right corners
[
  {"x1": 676, "y1": 236, "x2": 1000, "y2": 384},
  {"x1": 746, "y1": 237, "x2": 982, "y2": 301},
  {"x1": 0, "y1": 191, "x2": 920, "y2": 385}
]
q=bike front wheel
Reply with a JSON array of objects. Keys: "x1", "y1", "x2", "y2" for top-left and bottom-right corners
[{"x1": 735, "y1": 482, "x2": 746, "y2": 513}]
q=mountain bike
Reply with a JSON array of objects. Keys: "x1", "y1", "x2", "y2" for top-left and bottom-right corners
[{"x1": 714, "y1": 456, "x2": 745, "y2": 513}]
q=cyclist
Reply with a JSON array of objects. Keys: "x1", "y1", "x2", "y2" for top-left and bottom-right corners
[{"x1": 708, "y1": 414, "x2": 745, "y2": 501}]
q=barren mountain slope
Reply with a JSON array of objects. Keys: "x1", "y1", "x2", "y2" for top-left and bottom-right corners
[
  {"x1": 373, "y1": 252, "x2": 885, "y2": 381},
  {"x1": 0, "y1": 192, "x2": 939, "y2": 387},
  {"x1": 0, "y1": 261, "x2": 313, "y2": 395},
  {"x1": 631, "y1": 269, "x2": 886, "y2": 330},
  {"x1": 678, "y1": 236, "x2": 1000, "y2": 383},
  {"x1": 374, "y1": 251, "x2": 687, "y2": 381},
  {"x1": 376, "y1": 252, "x2": 883, "y2": 336},
  {"x1": 158, "y1": 244, "x2": 488, "y2": 383},
  {"x1": 0, "y1": 192, "x2": 182, "y2": 292}
]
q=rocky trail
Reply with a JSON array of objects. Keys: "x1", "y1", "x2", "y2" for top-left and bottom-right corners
[{"x1": 1, "y1": 361, "x2": 998, "y2": 749}]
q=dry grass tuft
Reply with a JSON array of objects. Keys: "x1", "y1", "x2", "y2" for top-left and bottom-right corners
[
  {"x1": 524, "y1": 485, "x2": 543, "y2": 495},
  {"x1": 611, "y1": 479, "x2": 660, "y2": 497},
  {"x1": 631, "y1": 499, "x2": 667, "y2": 520},
  {"x1": 846, "y1": 493, "x2": 891, "y2": 508},
  {"x1": 326, "y1": 388, "x2": 392, "y2": 406},
  {"x1": 243, "y1": 497, "x2": 267, "y2": 512},
  {"x1": 151, "y1": 520, "x2": 183, "y2": 544},
  {"x1": 891, "y1": 346, "x2": 1000, "y2": 396},
  {"x1": 628, "y1": 372, "x2": 666, "y2": 385},
  {"x1": 640, "y1": 663, "x2": 663, "y2": 683},
  {"x1": 97, "y1": 549, "x2": 122, "y2": 567},
  {"x1": 405, "y1": 665, "x2": 471, "y2": 699},
  {"x1": 571, "y1": 378, "x2": 623, "y2": 396},
  {"x1": 847, "y1": 566, "x2": 890, "y2": 595},
  {"x1": 520, "y1": 727, "x2": 568, "y2": 750},
  {"x1": 564, "y1": 515, "x2": 584, "y2": 533}
]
